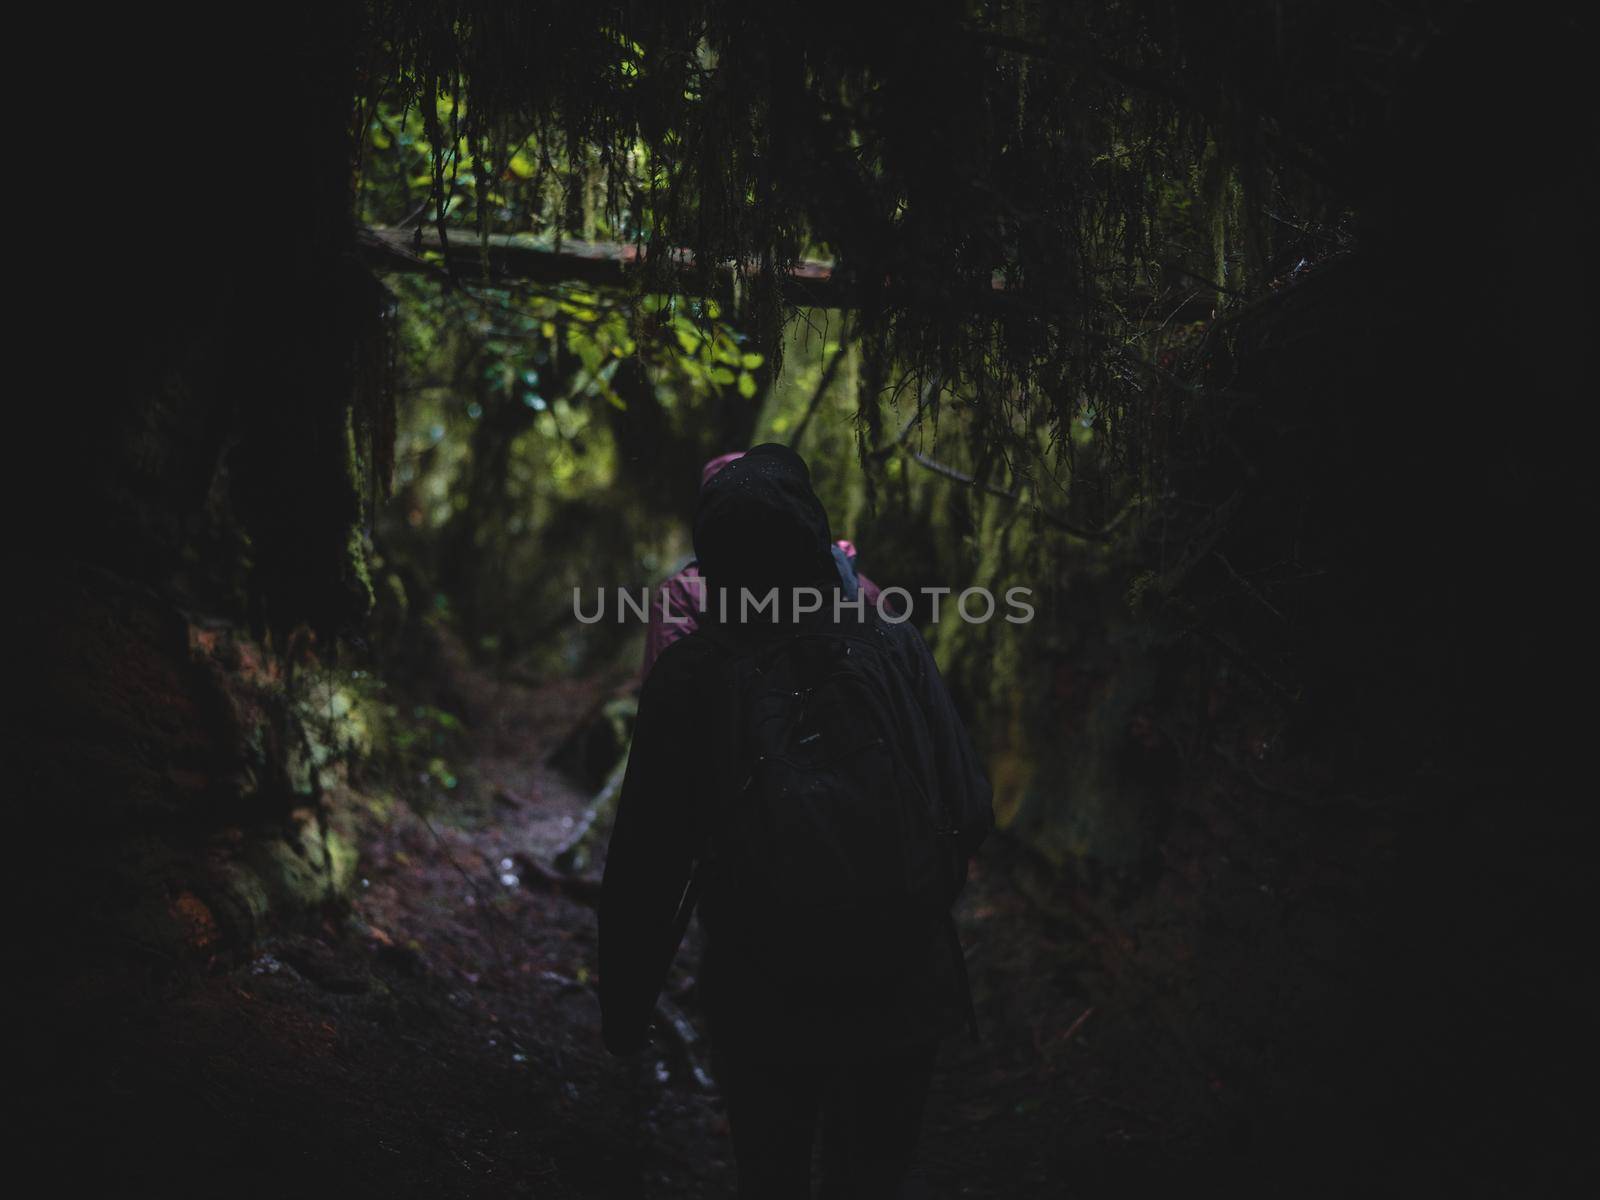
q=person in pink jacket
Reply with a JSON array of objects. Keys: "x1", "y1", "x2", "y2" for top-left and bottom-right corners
[{"x1": 641, "y1": 451, "x2": 885, "y2": 678}]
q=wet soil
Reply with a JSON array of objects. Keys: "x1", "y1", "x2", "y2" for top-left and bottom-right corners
[{"x1": 26, "y1": 654, "x2": 1267, "y2": 1199}]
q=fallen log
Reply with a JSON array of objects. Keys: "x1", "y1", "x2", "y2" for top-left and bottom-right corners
[{"x1": 551, "y1": 754, "x2": 629, "y2": 874}]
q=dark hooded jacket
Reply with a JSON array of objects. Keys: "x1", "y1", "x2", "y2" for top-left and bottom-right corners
[{"x1": 599, "y1": 445, "x2": 992, "y2": 1061}]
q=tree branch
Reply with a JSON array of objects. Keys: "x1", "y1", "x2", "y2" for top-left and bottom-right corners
[{"x1": 903, "y1": 449, "x2": 1154, "y2": 540}]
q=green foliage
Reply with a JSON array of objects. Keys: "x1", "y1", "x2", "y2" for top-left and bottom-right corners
[
  {"x1": 343, "y1": 2, "x2": 1429, "y2": 859},
  {"x1": 353, "y1": 0, "x2": 1404, "y2": 482}
]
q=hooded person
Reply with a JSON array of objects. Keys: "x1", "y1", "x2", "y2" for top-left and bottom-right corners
[
  {"x1": 599, "y1": 444, "x2": 993, "y2": 1199},
  {"x1": 694, "y1": 443, "x2": 840, "y2": 622},
  {"x1": 639, "y1": 448, "x2": 886, "y2": 678}
]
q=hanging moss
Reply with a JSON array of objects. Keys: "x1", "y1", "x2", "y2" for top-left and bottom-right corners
[{"x1": 355, "y1": 0, "x2": 1467, "y2": 475}]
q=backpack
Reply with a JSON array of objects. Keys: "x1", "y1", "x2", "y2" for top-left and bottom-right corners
[{"x1": 699, "y1": 620, "x2": 967, "y2": 985}]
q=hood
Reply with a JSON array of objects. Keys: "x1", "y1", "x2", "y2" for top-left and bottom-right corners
[{"x1": 692, "y1": 443, "x2": 838, "y2": 612}]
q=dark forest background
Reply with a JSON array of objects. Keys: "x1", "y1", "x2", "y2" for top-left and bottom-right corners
[{"x1": 14, "y1": 2, "x2": 1591, "y2": 1195}]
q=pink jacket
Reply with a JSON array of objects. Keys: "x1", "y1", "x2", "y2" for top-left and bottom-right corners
[{"x1": 641, "y1": 539, "x2": 882, "y2": 678}]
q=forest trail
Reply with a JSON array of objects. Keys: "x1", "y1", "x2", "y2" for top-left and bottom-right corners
[{"x1": 62, "y1": 652, "x2": 1200, "y2": 1198}]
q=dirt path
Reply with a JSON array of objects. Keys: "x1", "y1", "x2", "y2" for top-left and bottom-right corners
[
  {"x1": 42, "y1": 663, "x2": 1199, "y2": 1198},
  {"x1": 331, "y1": 664, "x2": 1201, "y2": 1196}
]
